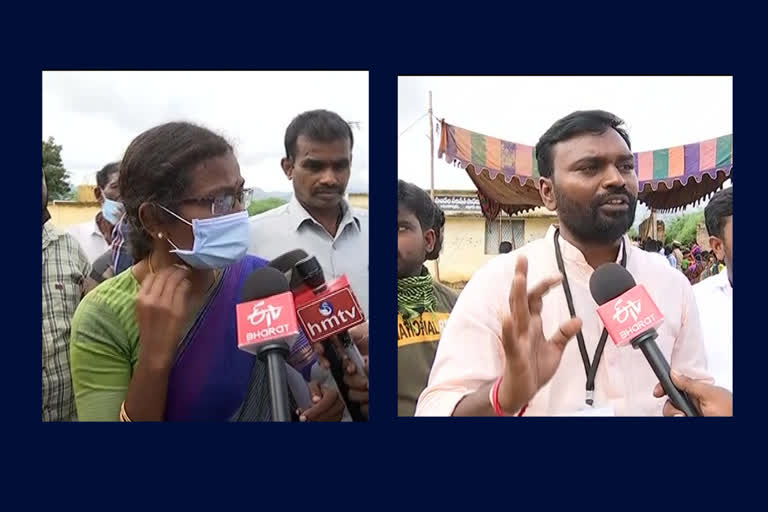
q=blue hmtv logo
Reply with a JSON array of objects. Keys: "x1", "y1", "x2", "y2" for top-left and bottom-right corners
[{"x1": 318, "y1": 301, "x2": 334, "y2": 317}]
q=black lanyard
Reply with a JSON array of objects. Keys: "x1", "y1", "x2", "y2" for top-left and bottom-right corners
[{"x1": 553, "y1": 229, "x2": 627, "y2": 406}]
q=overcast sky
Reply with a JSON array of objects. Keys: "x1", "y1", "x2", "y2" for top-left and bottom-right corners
[
  {"x1": 398, "y1": 76, "x2": 732, "y2": 192},
  {"x1": 43, "y1": 71, "x2": 369, "y2": 193}
]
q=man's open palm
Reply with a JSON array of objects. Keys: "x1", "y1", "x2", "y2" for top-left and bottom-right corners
[{"x1": 497, "y1": 255, "x2": 583, "y2": 412}]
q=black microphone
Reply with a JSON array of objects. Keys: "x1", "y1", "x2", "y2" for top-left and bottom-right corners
[
  {"x1": 589, "y1": 263, "x2": 700, "y2": 417},
  {"x1": 270, "y1": 250, "x2": 368, "y2": 422},
  {"x1": 292, "y1": 255, "x2": 368, "y2": 372},
  {"x1": 238, "y1": 267, "x2": 297, "y2": 422},
  {"x1": 270, "y1": 249, "x2": 311, "y2": 291}
]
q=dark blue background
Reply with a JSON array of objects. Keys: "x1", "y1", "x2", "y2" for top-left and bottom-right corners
[{"x1": 17, "y1": 7, "x2": 753, "y2": 507}]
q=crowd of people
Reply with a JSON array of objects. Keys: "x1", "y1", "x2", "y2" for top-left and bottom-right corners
[
  {"x1": 634, "y1": 222, "x2": 728, "y2": 286},
  {"x1": 398, "y1": 110, "x2": 733, "y2": 417},
  {"x1": 42, "y1": 109, "x2": 370, "y2": 422}
]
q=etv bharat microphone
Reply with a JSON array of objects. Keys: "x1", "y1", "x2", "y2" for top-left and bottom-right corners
[
  {"x1": 270, "y1": 250, "x2": 368, "y2": 422},
  {"x1": 236, "y1": 267, "x2": 300, "y2": 422},
  {"x1": 590, "y1": 263, "x2": 700, "y2": 417}
]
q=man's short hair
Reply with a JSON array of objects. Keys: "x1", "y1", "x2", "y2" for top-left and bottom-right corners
[
  {"x1": 535, "y1": 110, "x2": 631, "y2": 179},
  {"x1": 499, "y1": 241, "x2": 513, "y2": 253},
  {"x1": 284, "y1": 109, "x2": 354, "y2": 160},
  {"x1": 704, "y1": 187, "x2": 733, "y2": 239},
  {"x1": 398, "y1": 179, "x2": 445, "y2": 260},
  {"x1": 96, "y1": 162, "x2": 120, "y2": 189}
]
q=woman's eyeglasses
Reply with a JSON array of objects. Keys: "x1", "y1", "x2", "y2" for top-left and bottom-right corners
[{"x1": 178, "y1": 187, "x2": 251, "y2": 216}]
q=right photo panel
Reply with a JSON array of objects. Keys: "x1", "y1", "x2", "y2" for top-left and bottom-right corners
[{"x1": 397, "y1": 75, "x2": 733, "y2": 417}]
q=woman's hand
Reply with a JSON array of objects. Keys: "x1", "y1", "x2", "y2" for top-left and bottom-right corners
[{"x1": 136, "y1": 264, "x2": 192, "y2": 369}]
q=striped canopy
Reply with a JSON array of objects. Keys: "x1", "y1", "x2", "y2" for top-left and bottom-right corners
[{"x1": 437, "y1": 120, "x2": 732, "y2": 220}]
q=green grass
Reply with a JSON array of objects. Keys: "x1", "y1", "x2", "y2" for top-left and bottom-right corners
[
  {"x1": 247, "y1": 197, "x2": 288, "y2": 216},
  {"x1": 664, "y1": 211, "x2": 704, "y2": 247}
]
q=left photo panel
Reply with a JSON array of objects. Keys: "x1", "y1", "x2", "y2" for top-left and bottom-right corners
[{"x1": 42, "y1": 70, "x2": 370, "y2": 422}]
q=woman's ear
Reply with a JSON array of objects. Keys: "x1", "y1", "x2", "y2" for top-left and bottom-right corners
[{"x1": 138, "y1": 203, "x2": 162, "y2": 239}]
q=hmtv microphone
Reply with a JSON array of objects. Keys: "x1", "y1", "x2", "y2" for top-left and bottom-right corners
[
  {"x1": 270, "y1": 250, "x2": 366, "y2": 372},
  {"x1": 236, "y1": 267, "x2": 298, "y2": 422},
  {"x1": 268, "y1": 250, "x2": 323, "y2": 380},
  {"x1": 292, "y1": 256, "x2": 367, "y2": 377},
  {"x1": 590, "y1": 263, "x2": 699, "y2": 417},
  {"x1": 270, "y1": 250, "x2": 368, "y2": 422}
]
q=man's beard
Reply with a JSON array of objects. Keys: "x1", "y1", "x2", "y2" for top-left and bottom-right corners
[
  {"x1": 555, "y1": 187, "x2": 637, "y2": 244},
  {"x1": 398, "y1": 253, "x2": 425, "y2": 279}
]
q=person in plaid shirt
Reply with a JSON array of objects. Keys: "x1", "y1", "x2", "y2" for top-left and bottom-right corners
[{"x1": 42, "y1": 171, "x2": 93, "y2": 421}]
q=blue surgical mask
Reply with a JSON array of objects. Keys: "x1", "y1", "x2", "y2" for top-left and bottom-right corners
[
  {"x1": 158, "y1": 205, "x2": 250, "y2": 269},
  {"x1": 102, "y1": 197, "x2": 124, "y2": 225}
]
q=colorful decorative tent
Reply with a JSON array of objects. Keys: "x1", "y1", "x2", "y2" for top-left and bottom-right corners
[{"x1": 437, "y1": 120, "x2": 732, "y2": 220}]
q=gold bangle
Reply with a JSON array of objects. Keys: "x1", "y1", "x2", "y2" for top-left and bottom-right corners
[{"x1": 119, "y1": 401, "x2": 132, "y2": 422}]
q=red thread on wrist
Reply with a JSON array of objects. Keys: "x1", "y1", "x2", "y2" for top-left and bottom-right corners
[
  {"x1": 493, "y1": 376, "x2": 528, "y2": 417},
  {"x1": 492, "y1": 376, "x2": 504, "y2": 416}
]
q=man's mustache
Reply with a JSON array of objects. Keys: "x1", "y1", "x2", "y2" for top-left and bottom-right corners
[
  {"x1": 593, "y1": 189, "x2": 635, "y2": 206},
  {"x1": 314, "y1": 186, "x2": 343, "y2": 195}
]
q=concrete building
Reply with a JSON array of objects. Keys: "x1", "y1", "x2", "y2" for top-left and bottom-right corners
[
  {"x1": 424, "y1": 190, "x2": 557, "y2": 285},
  {"x1": 48, "y1": 185, "x2": 100, "y2": 228}
]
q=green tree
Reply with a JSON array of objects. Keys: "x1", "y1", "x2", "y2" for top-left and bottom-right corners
[
  {"x1": 247, "y1": 197, "x2": 288, "y2": 216},
  {"x1": 665, "y1": 211, "x2": 704, "y2": 247},
  {"x1": 43, "y1": 137, "x2": 72, "y2": 200}
]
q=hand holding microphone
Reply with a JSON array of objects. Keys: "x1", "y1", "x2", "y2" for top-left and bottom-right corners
[
  {"x1": 297, "y1": 381, "x2": 345, "y2": 422},
  {"x1": 654, "y1": 370, "x2": 733, "y2": 417},
  {"x1": 314, "y1": 335, "x2": 369, "y2": 419},
  {"x1": 270, "y1": 249, "x2": 369, "y2": 421},
  {"x1": 343, "y1": 356, "x2": 369, "y2": 419},
  {"x1": 590, "y1": 263, "x2": 701, "y2": 417}
]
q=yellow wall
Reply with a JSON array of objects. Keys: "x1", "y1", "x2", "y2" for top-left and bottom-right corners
[
  {"x1": 524, "y1": 217, "x2": 556, "y2": 244},
  {"x1": 425, "y1": 216, "x2": 490, "y2": 284},
  {"x1": 48, "y1": 202, "x2": 101, "y2": 228},
  {"x1": 348, "y1": 194, "x2": 369, "y2": 209},
  {"x1": 426, "y1": 215, "x2": 557, "y2": 284},
  {"x1": 77, "y1": 185, "x2": 97, "y2": 202}
]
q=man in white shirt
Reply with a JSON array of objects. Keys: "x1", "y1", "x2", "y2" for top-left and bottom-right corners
[
  {"x1": 248, "y1": 109, "x2": 369, "y2": 419},
  {"x1": 417, "y1": 110, "x2": 709, "y2": 417},
  {"x1": 66, "y1": 162, "x2": 124, "y2": 262},
  {"x1": 693, "y1": 187, "x2": 732, "y2": 391},
  {"x1": 248, "y1": 110, "x2": 369, "y2": 316}
]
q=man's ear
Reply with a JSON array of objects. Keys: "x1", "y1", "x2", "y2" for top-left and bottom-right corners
[
  {"x1": 424, "y1": 228, "x2": 437, "y2": 253},
  {"x1": 539, "y1": 177, "x2": 556, "y2": 210},
  {"x1": 93, "y1": 186, "x2": 103, "y2": 203},
  {"x1": 709, "y1": 235, "x2": 725, "y2": 262},
  {"x1": 281, "y1": 158, "x2": 294, "y2": 180}
]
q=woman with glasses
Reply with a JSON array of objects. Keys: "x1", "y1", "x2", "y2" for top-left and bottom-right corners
[{"x1": 69, "y1": 122, "x2": 344, "y2": 422}]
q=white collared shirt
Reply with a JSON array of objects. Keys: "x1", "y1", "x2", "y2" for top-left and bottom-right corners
[
  {"x1": 693, "y1": 270, "x2": 733, "y2": 391},
  {"x1": 65, "y1": 218, "x2": 108, "y2": 263},
  {"x1": 248, "y1": 195, "x2": 369, "y2": 316}
]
